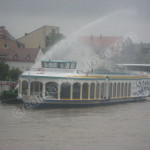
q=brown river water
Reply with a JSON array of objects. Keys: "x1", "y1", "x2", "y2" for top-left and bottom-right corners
[{"x1": 0, "y1": 100, "x2": 150, "y2": 150}]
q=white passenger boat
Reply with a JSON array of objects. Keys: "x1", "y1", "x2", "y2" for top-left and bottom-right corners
[{"x1": 18, "y1": 60, "x2": 150, "y2": 107}]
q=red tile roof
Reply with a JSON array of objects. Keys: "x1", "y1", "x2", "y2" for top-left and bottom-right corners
[
  {"x1": 0, "y1": 48, "x2": 40, "y2": 62},
  {"x1": 80, "y1": 36, "x2": 123, "y2": 50}
]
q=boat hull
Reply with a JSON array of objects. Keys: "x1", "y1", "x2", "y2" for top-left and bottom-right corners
[{"x1": 22, "y1": 96, "x2": 148, "y2": 108}]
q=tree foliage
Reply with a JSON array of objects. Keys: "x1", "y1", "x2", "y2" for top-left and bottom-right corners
[
  {"x1": 0, "y1": 61, "x2": 22, "y2": 81},
  {"x1": 9, "y1": 67, "x2": 22, "y2": 81},
  {"x1": 0, "y1": 61, "x2": 9, "y2": 80}
]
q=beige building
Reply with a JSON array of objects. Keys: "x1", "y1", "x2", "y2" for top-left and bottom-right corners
[
  {"x1": 18, "y1": 25, "x2": 59, "y2": 49},
  {"x1": 0, "y1": 26, "x2": 24, "y2": 49}
]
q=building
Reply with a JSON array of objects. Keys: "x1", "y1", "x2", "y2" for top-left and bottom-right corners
[
  {"x1": 80, "y1": 35, "x2": 123, "y2": 52},
  {"x1": 0, "y1": 26, "x2": 24, "y2": 49},
  {"x1": 18, "y1": 25, "x2": 59, "y2": 49},
  {"x1": 80, "y1": 35, "x2": 138, "y2": 70},
  {"x1": 0, "y1": 48, "x2": 43, "y2": 71}
]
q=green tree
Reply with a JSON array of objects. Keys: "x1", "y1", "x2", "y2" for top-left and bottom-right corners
[
  {"x1": 0, "y1": 61, "x2": 9, "y2": 80},
  {"x1": 43, "y1": 33, "x2": 65, "y2": 53},
  {"x1": 8, "y1": 67, "x2": 22, "y2": 81}
]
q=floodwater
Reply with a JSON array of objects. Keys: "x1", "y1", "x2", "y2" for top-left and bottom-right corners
[{"x1": 0, "y1": 101, "x2": 150, "y2": 150}]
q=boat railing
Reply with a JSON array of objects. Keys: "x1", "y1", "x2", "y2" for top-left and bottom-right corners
[
  {"x1": 30, "y1": 68, "x2": 145, "y2": 77},
  {"x1": 31, "y1": 68, "x2": 79, "y2": 73}
]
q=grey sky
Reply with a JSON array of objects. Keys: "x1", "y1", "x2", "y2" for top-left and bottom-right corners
[{"x1": 1, "y1": 0, "x2": 150, "y2": 42}]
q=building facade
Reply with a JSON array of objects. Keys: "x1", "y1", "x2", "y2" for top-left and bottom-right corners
[
  {"x1": 0, "y1": 26, "x2": 24, "y2": 49},
  {"x1": 0, "y1": 48, "x2": 43, "y2": 72},
  {"x1": 18, "y1": 25, "x2": 59, "y2": 49}
]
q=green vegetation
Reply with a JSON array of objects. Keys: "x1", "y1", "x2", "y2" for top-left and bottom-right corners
[
  {"x1": 0, "y1": 61, "x2": 22, "y2": 81},
  {"x1": 0, "y1": 61, "x2": 9, "y2": 80},
  {"x1": 43, "y1": 33, "x2": 65, "y2": 53},
  {"x1": 0, "y1": 90, "x2": 19, "y2": 103},
  {"x1": 9, "y1": 67, "x2": 22, "y2": 81}
]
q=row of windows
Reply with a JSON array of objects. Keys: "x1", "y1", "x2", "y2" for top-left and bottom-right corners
[
  {"x1": 21, "y1": 81, "x2": 132, "y2": 100},
  {"x1": 13, "y1": 54, "x2": 30, "y2": 60}
]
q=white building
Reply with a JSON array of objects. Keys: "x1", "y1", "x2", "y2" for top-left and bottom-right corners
[{"x1": 0, "y1": 48, "x2": 43, "y2": 72}]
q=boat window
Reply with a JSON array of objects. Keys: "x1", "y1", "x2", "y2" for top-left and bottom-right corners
[
  {"x1": 73, "y1": 83, "x2": 80, "y2": 99},
  {"x1": 117, "y1": 83, "x2": 120, "y2": 97},
  {"x1": 100, "y1": 83, "x2": 104, "y2": 98},
  {"x1": 44, "y1": 62, "x2": 49, "y2": 68},
  {"x1": 59, "y1": 63, "x2": 66, "y2": 69},
  {"x1": 22, "y1": 80, "x2": 28, "y2": 95},
  {"x1": 121, "y1": 83, "x2": 124, "y2": 97},
  {"x1": 82, "y1": 83, "x2": 89, "y2": 99},
  {"x1": 30, "y1": 81, "x2": 43, "y2": 96},
  {"x1": 49, "y1": 62, "x2": 58, "y2": 68},
  {"x1": 96, "y1": 83, "x2": 100, "y2": 99},
  {"x1": 128, "y1": 83, "x2": 131, "y2": 97},
  {"x1": 125, "y1": 83, "x2": 128, "y2": 97},
  {"x1": 42, "y1": 61, "x2": 76, "y2": 69},
  {"x1": 70, "y1": 63, "x2": 76, "y2": 69},
  {"x1": 58, "y1": 62, "x2": 70, "y2": 69},
  {"x1": 113, "y1": 83, "x2": 116, "y2": 98},
  {"x1": 90, "y1": 83, "x2": 95, "y2": 99},
  {"x1": 109, "y1": 83, "x2": 113, "y2": 98},
  {"x1": 60, "y1": 82, "x2": 71, "y2": 99},
  {"x1": 45, "y1": 82, "x2": 58, "y2": 98},
  {"x1": 65, "y1": 63, "x2": 70, "y2": 69}
]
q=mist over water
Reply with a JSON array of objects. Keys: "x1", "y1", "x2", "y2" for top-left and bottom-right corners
[{"x1": 34, "y1": 9, "x2": 138, "y2": 70}]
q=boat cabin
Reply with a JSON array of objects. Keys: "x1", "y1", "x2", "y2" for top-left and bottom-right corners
[
  {"x1": 41, "y1": 60, "x2": 77, "y2": 69},
  {"x1": 117, "y1": 64, "x2": 150, "y2": 73}
]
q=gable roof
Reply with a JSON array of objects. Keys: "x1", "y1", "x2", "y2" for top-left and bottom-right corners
[
  {"x1": 18, "y1": 25, "x2": 59, "y2": 40},
  {"x1": 0, "y1": 48, "x2": 40, "y2": 62}
]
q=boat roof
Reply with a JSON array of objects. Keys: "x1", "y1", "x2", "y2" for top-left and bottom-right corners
[
  {"x1": 41, "y1": 60, "x2": 77, "y2": 63},
  {"x1": 117, "y1": 64, "x2": 150, "y2": 67}
]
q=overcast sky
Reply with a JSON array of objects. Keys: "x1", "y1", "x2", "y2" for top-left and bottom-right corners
[{"x1": 1, "y1": 0, "x2": 150, "y2": 42}]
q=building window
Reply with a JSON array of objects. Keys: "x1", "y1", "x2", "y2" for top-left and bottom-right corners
[
  {"x1": 3, "y1": 43, "x2": 7, "y2": 49},
  {"x1": 45, "y1": 36, "x2": 50, "y2": 46},
  {"x1": 26, "y1": 55, "x2": 30, "y2": 60},
  {"x1": 13, "y1": 54, "x2": 18, "y2": 60}
]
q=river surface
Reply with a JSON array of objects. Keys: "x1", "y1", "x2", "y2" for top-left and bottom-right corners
[{"x1": 0, "y1": 101, "x2": 150, "y2": 150}]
